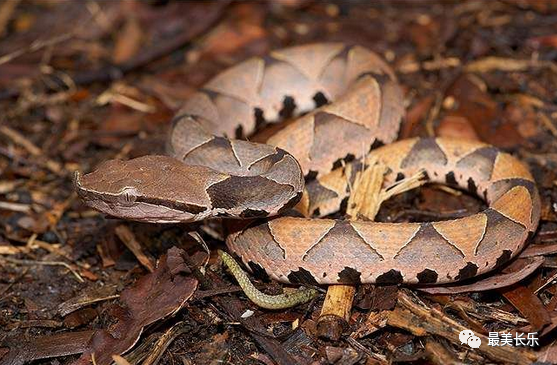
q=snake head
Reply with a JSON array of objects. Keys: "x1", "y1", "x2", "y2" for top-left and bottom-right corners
[{"x1": 74, "y1": 156, "x2": 216, "y2": 223}]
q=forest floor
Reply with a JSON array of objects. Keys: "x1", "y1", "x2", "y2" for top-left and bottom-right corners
[{"x1": 1, "y1": 1, "x2": 557, "y2": 364}]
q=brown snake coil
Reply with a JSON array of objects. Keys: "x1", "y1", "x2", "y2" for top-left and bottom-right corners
[{"x1": 75, "y1": 43, "x2": 540, "y2": 285}]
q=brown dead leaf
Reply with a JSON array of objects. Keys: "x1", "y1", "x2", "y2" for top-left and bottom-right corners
[
  {"x1": 402, "y1": 95, "x2": 434, "y2": 138},
  {"x1": 520, "y1": 243, "x2": 557, "y2": 258},
  {"x1": 0, "y1": 330, "x2": 94, "y2": 365},
  {"x1": 201, "y1": 3, "x2": 268, "y2": 58},
  {"x1": 499, "y1": 284, "x2": 551, "y2": 332},
  {"x1": 503, "y1": 103, "x2": 541, "y2": 140},
  {"x1": 389, "y1": 290, "x2": 536, "y2": 364},
  {"x1": 355, "y1": 285, "x2": 398, "y2": 311},
  {"x1": 436, "y1": 115, "x2": 479, "y2": 141},
  {"x1": 96, "y1": 104, "x2": 148, "y2": 146},
  {"x1": 72, "y1": 247, "x2": 198, "y2": 365},
  {"x1": 446, "y1": 74, "x2": 524, "y2": 148},
  {"x1": 63, "y1": 308, "x2": 98, "y2": 329},
  {"x1": 112, "y1": 15, "x2": 143, "y2": 64},
  {"x1": 418, "y1": 257, "x2": 544, "y2": 295}
]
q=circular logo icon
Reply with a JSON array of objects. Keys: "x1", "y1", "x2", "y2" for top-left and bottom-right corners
[
  {"x1": 459, "y1": 329, "x2": 475, "y2": 344},
  {"x1": 467, "y1": 335, "x2": 482, "y2": 348}
]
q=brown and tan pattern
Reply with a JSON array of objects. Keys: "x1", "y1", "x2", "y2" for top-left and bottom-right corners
[
  {"x1": 228, "y1": 138, "x2": 540, "y2": 284},
  {"x1": 75, "y1": 43, "x2": 540, "y2": 285}
]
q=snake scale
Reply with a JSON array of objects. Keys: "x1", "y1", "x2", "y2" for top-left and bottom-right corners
[{"x1": 75, "y1": 43, "x2": 540, "y2": 286}]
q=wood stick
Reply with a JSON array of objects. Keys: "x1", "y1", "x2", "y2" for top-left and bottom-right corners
[{"x1": 317, "y1": 285, "x2": 356, "y2": 340}]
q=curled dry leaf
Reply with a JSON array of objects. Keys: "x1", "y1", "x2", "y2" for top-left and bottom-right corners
[
  {"x1": 72, "y1": 247, "x2": 198, "y2": 365},
  {"x1": 418, "y1": 257, "x2": 544, "y2": 295},
  {"x1": 519, "y1": 243, "x2": 557, "y2": 258}
]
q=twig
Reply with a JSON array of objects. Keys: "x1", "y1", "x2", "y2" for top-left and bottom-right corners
[
  {"x1": 0, "y1": 256, "x2": 84, "y2": 282},
  {"x1": 465, "y1": 56, "x2": 557, "y2": 74},
  {"x1": 388, "y1": 290, "x2": 536, "y2": 364},
  {"x1": 0, "y1": 33, "x2": 72, "y2": 66},
  {"x1": 0, "y1": 200, "x2": 31, "y2": 213},
  {"x1": 139, "y1": 322, "x2": 191, "y2": 365},
  {"x1": 114, "y1": 225, "x2": 155, "y2": 272},
  {"x1": 534, "y1": 270, "x2": 557, "y2": 295},
  {"x1": 0, "y1": 124, "x2": 63, "y2": 174},
  {"x1": 346, "y1": 337, "x2": 388, "y2": 363},
  {"x1": 539, "y1": 112, "x2": 557, "y2": 139}
]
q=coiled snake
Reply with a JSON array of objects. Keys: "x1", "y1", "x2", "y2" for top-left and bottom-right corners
[{"x1": 75, "y1": 43, "x2": 540, "y2": 289}]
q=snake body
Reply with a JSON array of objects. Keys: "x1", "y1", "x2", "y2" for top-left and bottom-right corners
[{"x1": 75, "y1": 43, "x2": 540, "y2": 286}]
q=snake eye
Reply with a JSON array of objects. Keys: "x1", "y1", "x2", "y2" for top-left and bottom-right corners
[{"x1": 119, "y1": 187, "x2": 137, "y2": 206}]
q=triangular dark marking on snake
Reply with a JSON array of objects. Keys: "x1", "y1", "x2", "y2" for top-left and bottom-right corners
[
  {"x1": 394, "y1": 223, "x2": 465, "y2": 271},
  {"x1": 305, "y1": 180, "x2": 339, "y2": 212},
  {"x1": 305, "y1": 170, "x2": 318, "y2": 182},
  {"x1": 400, "y1": 138, "x2": 448, "y2": 169},
  {"x1": 234, "y1": 125, "x2": 244, "y2": 139},
  {"x1": 183, "y1": 137, "x2": 242, "y2": 172},
  {"x1": 338, "y1": 196, "x2": 349, "y2": 216},
  {"x1": 332, "y1": 153, "x2": 355, "y2": 170},
  {"x1": 445, "y1": 171, "x2": 457, "y2": 186},
  {"x1": 302, "y1": 221, "x2": 383, "y2": 263},
  {"x1": 456, "y1": 146, "x2": 498, "y2": 181},
  {"x1": 254, "y1": 107, "x2": 266, "y2": 130},
  {"x1": 206, "y1": 176, "x2": 292, "y2": 210},
  {"x1": 240, "y1": 209, "x2": 269, "y2": 218},
  {"x1": 277, "y1": 191, "x2": 303, "y2": 214},
  {"x1": 248, "y1": 148, "x2": 286, "y2": 172},
  {"x1": 310, "y1": 111, "x2": 372, "y2": 163},
  {"x1": 368, "y1": 138, "x2": 385, "y2": 152},
  {"x1": 468, "y1": 177, "x2": 478, "y2": 196},
  {"x1": 475, "y1": 208, "x2": 526, "y2": 256}
]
